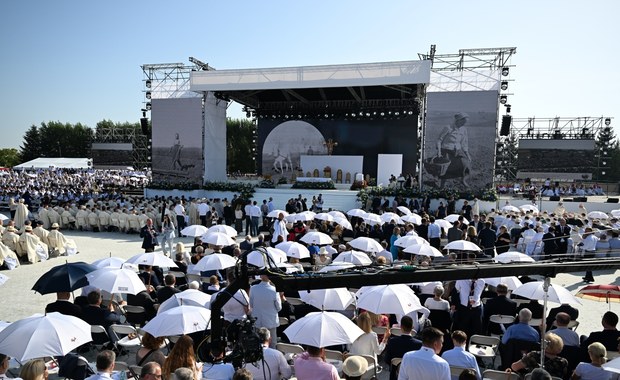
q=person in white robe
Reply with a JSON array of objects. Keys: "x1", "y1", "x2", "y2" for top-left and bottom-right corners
[
  {"x1": 0, "y1": 241, "x2": 19, "y2": 270},
  {"x1": 48, "y1": 223, "x2": 77, "y2": 256},
  {"x1": 17, "y1": 225, "x2": 49, "y2": 264},
  {"x1": 75, "y1": 205, "x2": 90, "y2": 231},
  {"x1": 1, "y1": 226, "x2": 19, "y2": 252},
  {"x1": 13, "y1": 199, "x2": 29, "y2": 229}
]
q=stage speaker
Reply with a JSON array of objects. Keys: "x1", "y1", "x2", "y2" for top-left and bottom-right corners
[
  {"x1": 549, "y1": 196, "x2": 560, "y2": 201},
  {"x1": 500, "y1": 115, "x2": 512, "y2": 136},
  {"x1": 607, "y1": 198, "x2": 619, "y2": 203},
  {"x1": 562, "y1": 198, "x2": 573, "y2": 202},
  {"x1": 574, "y1": 197, "x2": 588, "y2": 203},
  {"x1": 140, "y1": 118, "x2": 149, "y2": 135}
]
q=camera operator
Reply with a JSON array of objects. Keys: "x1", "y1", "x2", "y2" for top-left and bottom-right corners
[{"x1": 245, "y1": 328, "x2": 291, "y2": 380}]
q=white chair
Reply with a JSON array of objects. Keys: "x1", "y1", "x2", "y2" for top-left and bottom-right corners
[
  {"x1": 489, "y1": 314, "x2": 515, "y2": 334},
  {"x1": 371, "y1": 326, "x2": 387, "y2": 335},
  {"x1": 483, "y1": 369, "x2": 520, "y2": 380},
  {"x1": 390, "y1": 358, "x2": 402, "y2": 378},
  {"x1": 129, "y1": 365, "x2": 142, "y2": 380},
  {"x1": 359, "y1": 354, "x2": 381, "y2": 380},
  {"x1": 324, "y1": 349, "x2": 343, "y2": 362},
  {"x1": 468, "y1": 335, "x2": 500, "y2": 367},
  {"x1": 110, "y1": 324, "x2": 141, "y2": 355},
  {"x1": 449, "y1": 366, "x2": 475, "y2": 379},
  {"x1": 276, "y1": 342, "x2": 304, "y2": 356},
  {"x1": 390, "y1": 327, "x2": 402, "y2": 336}
]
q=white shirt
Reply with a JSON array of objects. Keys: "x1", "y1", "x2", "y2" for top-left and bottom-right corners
[
  {"x1": 250, "y1": 205, "x2": 262, "y2": 218},
  {"x1": 245, "y1": 344, "x2": 292, "y2": 380},
  {"x1": 582, "y1": 234, "x2": 599, "y2": 251},
  {"x1": 174, "y1": 204, "x2": 185, "y2": 216},
  {"x1": 455, "y1": 279, "x2": 485, "y2": 307},
  {"x1": 398, "y1": 346, "x2": 450, "y2": 380},
  {"x1": 219, "y1": 289, "x2": 249, "y2": 322},
  {"x1": 441, "y1": 346, "x2": 481, "y2": 379},
  {"x1": 201, "y1": 362, "x2": 235, "y2": 380},
  {"x1": 197, "y1": 203, "x2": 209, "y2": 216}
]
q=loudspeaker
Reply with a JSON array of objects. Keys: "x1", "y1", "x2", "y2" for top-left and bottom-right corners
[
  {"x1": 140, "y1": 118, "x2": 149, "y2": 135},
  {"x1": 549, "y1": 196, "x2": 560, "y2": 201},
  {"x1": 607, "y1": 198, "x2": 619, "y2": 203},
  {"x1": 500, "y1": 115, "x2": 512, "y2": 136},
  {"x1": 573, "y1": 197, "x2": 588, "y2": 203}
]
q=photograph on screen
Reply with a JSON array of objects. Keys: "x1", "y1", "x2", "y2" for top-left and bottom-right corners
[
  {"x1": 423, "y1": 91, "x2": 498, "y2": 190},
  {"x1": 151, "y1": 98, "x2": 204, "y2": 184}
]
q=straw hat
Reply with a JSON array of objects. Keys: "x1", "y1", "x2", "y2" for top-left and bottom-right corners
[
  {"x1": 342, "y1": 355, "x2": 368, "y2": 377},
  {"x1": 25, "y1": 225, "x2": 33, "y2": 232},
  {"x1": 51, "y1": 223, "x2": 59, "y2": 229},
  {"x1": 319, "y1": 247, "x2": 328, "y2": 255}
]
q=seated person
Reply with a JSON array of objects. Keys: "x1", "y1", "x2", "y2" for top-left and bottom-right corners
[
  {"x1": 81, "y1": 290, "x2": 122, "y2": 332},
  {"x1": 483, "y1": 283, "x2": 517, "y2": 335},
  {"x1": 546, "y1": 303, "x2": 579, "y2": 330},
  {"x1": 502, "y1": 308, "x2": 540, "y2": 345},
  {"x1": 383, "y1": 316, "x2": 422, "y2": 380},
  {"x1": 581, "y1": 311, "x2": 620, "y2": 353},
  {"x1": 572, "y1": 342, "x2": 611, "y2": 380},
  {"x1": 441, "y1": 330, "x2": 481, "y2": 380},
  {"x1": 510, "y1": 332, "x2": 568, "y2": 379},
  {"x1": 549, "y1": 312, "x2": 579, "y2": 347},
  {"x1": 135, "y1": 332, "x2": 166, "y2": 366}
]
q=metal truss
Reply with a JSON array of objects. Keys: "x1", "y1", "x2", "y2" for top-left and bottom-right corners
[
  {"x1": 419, "y1": 46, "x2": 517, "y2": 71},
  {"x1": 93, "y1": 125, "x2": 150, "y2": 169},
  {"x1": 141, "y1": 57, "x2": 212, "y2": 103}
]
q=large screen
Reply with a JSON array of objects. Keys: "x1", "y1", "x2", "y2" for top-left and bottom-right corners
[
  {"x1": 257, "y1": 116, "x2": 418, "y2": 180},
  {"x1": 422, "y1": 91, "x2": 499, "y2": 190},
  {"x1": 91, "y1": 143, "x2": 133, "y2": 168},
  {"x1": 517, "y1": 139, "x2": 596, "y2": 174},
  {"x1": 151, "y1": 98, "x2": 204, "y2": 184}
]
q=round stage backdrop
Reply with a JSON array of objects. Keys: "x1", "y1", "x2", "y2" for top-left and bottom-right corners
[{"x1": 262, "y1": 120, "x2": 327, "y2": 178}]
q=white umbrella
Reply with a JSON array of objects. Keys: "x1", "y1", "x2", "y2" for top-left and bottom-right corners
[
  {"x1": 444, "y1": 214, "x2": 468, "y2": 224},
  {"x1": 314, "y1": 213, "x2": 335, "y2": 222},
  {"x1": 520, "y1": 205, "x2": 539, "y2": 213},
  {"x1": 267, "y1": 209, "x2": 289, "y2": 218},
  {"x1": 284, "y1": 311, "x2": 364, "y2": 347},
  {"x1": 356, "y1": 284, "x2": 427, "y2": 316},
  {"x1": 0, "y1": 312, "x2": 92, "y2": 361},
  {"x1": 333, "y1": 250, "x2": 373, "y2": 266},
  {"x1": 403, "y1": 244, "x2": 443, "y2": 258},
  {"x1": 394, "y1": 235, "x2": 428, "y2": 248},
  {"x1": 397, "y1": 206, "x2": 412, "y2": 215},
  {"x1": 444, "y1": 240, "x2": 481, "y2": 251},
  {"x1": 180, "y1": 224, "x2": 209, "y2": 237},
  {"x1": 91, "y1": 256, "x2": 126, "y2": 269},
  {"x1": 349, "y1": 237, "x2": 383, "y2": 253},
  {"x1": 587, "y1": 211, "x2": 609, "y2": 219},
  {"x1": 611, "y1": 210, "x2": 620, "y2": 218},
  {"x1": 318, "y1": 262, "x2": 356, "y2": 272},
  {"x1": 0, "y1": 214, "x2": 9, "y2": 222},
  {"x1": 206, "y1": 225, "x2": 238, "y2": 237},
  {"x1": 483, "y1": 276, "x2": 523, "y2": 291},
  {"x1": 200, "y1": 232, "x2": 236, "y2": 247},
  {"x1": 603, "y1": 357, "x2": 620, "y2": 374},
  {"x1": 434, "y1": 219, "x2": 453, "y2": 231},
  {"x1": 401, "y1": 214, "x2": 422, "y2": 225},
  {"x1": 247, "y1": 247, "x2": 287, "y2": 268},
  {"x1": 512, "y1": 281, "x2": 582, "y2": 305},
  {"x1": 86, "y1": 268, "x2": 147, "y2": 295},
  {"x1": 501, "y1": 205, "x2": 521, "y2": 213},
  {"x1": 0, "y1": 273, "x2": 8, "y2": 286},
  {"x1": 276, "y1": 241, "x2": 311, "y2": 259},
  {"x1": 380, "y1": 212, "x2": 403, "y2": 225},
  {"x1": 347, "y1": 208, "x2": 367, "y2": 218},
  {"x1": 126, "y1": 252, "x2": 178, "y2": 268},
  {"x1": 494, "y1": 251, "x2": 536, "y2": 264},
  {"x1": 299, "y1": 288, "x2": 355, "y2": 310},
  {"x1": 363, "y1": 213, "x2": 384, "y2": 226},
  {"x1": 333, "y1": 217, "x2": 353, "y2": 230},
  {"x1": 0, "y1": 322, "x2": 10, "y2": 333},
  {"x1": 143, "y1": 305, "x2": 211, "y2": 337},
  {"x1": 192, "y1": 253, "x2": 238, "y2": 272},
  {"x1": 300, "y1": 231, "x2": 333, "y2": 245},
  {"x1": 278, "y1": 262, "x2": 301, "y2": 274},
  {"x1": 157, "y1": 289, "x2": 211, "y2": 314},
  {"x1": 328, "y1": 211, "x2": 347, "y2": 219}
]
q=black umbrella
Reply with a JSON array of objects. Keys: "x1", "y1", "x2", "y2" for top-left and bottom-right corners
[{"x1": 32, "y1": 261, "x2": 98, "y2": 295}]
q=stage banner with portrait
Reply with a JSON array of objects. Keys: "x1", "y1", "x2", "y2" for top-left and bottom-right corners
[
  {"x1": 151, "y1": 98, "x2": 204, "y2": 184},
  {"x1": 422, "y1": 91, "x2": 498, "y2": 190},
  {"x1": 257, "y1": 117, "x2": 417, "y2": 181}
]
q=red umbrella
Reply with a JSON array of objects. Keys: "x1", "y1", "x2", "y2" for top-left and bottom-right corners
[{"x1": 576, "y1": 284, "x2": 620, "y2": 310}]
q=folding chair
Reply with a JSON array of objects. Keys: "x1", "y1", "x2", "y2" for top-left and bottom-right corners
[
  {"x1": 286, "y1": 297, "x2": 304, "y2": 306},
  {"x1": 483, "y1": 369, "x2": 520, "y2": 380},
  {"x1": 324, "y1": 349, "x2": 344, "y2": 362},
  {"x1": 449, "y1": 366, "x2": 475, "y2": 380},
  {"x1": 110, "y1": 324, "x2": 141, "y2": 356},
  {"x1": 390, "y1": 327, "x2": 402, "y2": 336},
  {"x1": 371, "y1": 326, "x2": 387, "y2": 335},
  {"x1": 275, "y1": 343, "x2": 304, "y2": 356},
  {"x1": 129, "y1": 365, "x2": 142, "y2": 380},
  {"x1": 468, "y1": 335, "x2": 500, "y2": 368},
  {"x1": 123, "y1": 305, "x2": 147, "y2": 327},
  {"x1": 390, "y1": 358, "x2": 402, "y2": 378},
  {"x1": 90, "y1": 325, "x2": 112, "y2": 353},
  {"x1": 359, "y1": 354, "x2": 381, "y2": 380},
  {"x1": 489, "y1": 314, "x2": 515, "y2": 335}
]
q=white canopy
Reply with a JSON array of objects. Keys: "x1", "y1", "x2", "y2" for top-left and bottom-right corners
[{"x1": 13, "y1": 158, "x2": 91, "y2": 170}]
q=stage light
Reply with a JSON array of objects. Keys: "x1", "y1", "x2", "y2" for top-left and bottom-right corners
[
  {"x1": 146, "y1": 91, "x2": 152, "y2": 100},
  {"x1": 380, "y1": 112, "x2": 385, "y2": 116},
  {"x1": 408, "y1": 111, "x2": 413, "y2": 115},
  {"x1": 602, "y1": 171, "x2": 606, "y2": 175},
  {"x1": 395, "y1": 111, "x2": 400, "y2": 116},
  {"x1": 501, "y1": 67, "x2": 509, "y2": 76},
  {"x1": 351, "y1": 113, "x2": 356, "y2": 117},
  {"x1": 246, "y1": 112, "x2": 251, "y2": 118},
  {"x1": 603, "y1": 161, "x2": 607, "y2": 165},
  {"x1": 499, "y1": 95, "x2": 508, "y2": 104},
  {"x1": 145, "y1": 102, "x2": 152, "y2": 111},
  {"x1": 145, "y1": 80, "x2": 152, "y2": 88},
  {"x1": 605, "y1": 118, "x2": 611, "y2": 126},
  {"x1": 501, "y1": 81, "x2": 508, "y2": 91},
  {"x1": 365, "y1": 112, "x2": 370, "y2": 117}
]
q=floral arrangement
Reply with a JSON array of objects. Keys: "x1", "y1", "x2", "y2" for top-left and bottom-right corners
[
  {"x1": 258, "y1": 178, "x2": 275, "y2": 188},
  {"x1": 292, "y1": 180, "x2": 336, "y2": 190},
  {"x1": 356, "y1": 186, "x2": 498, "y2": 204},
  {"x1": 149, "y1": 180, "x2": 255, "y2": 199}
]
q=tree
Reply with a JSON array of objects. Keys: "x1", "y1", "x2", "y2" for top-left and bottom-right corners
[
  {"x1": 226, "y1": 118, "x2": 256, "y2": 174},
  {"x1": 595, "y1": 124, "x2": 619, "y2": 182},
  {"x1": 19, "y1": 125, "x2": 42, "y2": 162},
  {"x1": 0, "y1": 148, "x2": 20, "y2": 167}
]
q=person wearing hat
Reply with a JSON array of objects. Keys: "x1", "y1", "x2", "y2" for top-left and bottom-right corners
[
  {"x1": 342, "y1": 355, "x2": 368, "y2": 380},
  {"x1": 18, "y1": 225, "x2": 49, "y2": 264},
  {"x1": 1, "y1": 226, "x2": 19, "y2": 253},
  {"x1": 315, "y1": 247, "x2": 332, "y2": 266},
  {"x1": 436, "y1": 112, "x2": 472, "y2": 188},
  {"x1": 48, "y1": 223, "x2": 77, "y2": 257}
]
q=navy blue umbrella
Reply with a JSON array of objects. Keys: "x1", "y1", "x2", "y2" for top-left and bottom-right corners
[{"x1": 32, "y1": 261, "x2": 98, "y2": 295}]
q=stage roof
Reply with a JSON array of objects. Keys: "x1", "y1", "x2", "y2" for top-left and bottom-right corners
[{"x1": 190, "y1": 60, "x2": 431, "y2": 109}]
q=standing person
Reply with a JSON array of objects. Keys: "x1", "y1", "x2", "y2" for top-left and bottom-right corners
[
  {"x1": 140, "y1": 218, "x2": 158, "y2": 253},
  {"x1": 244, "y1": 201, "x2": 252, "y2": 236},
  {"x1": 478, "y1": 221, "x2": 497, "y2": 257},
  {"x1": 234, "y1": 204, "x2": 244, "y2": 234},
  {"x1": 174, "y1": 201, "x2": 186, "y2": 236},
  {"x1": 249, "y1": 275, "x2": 282, "y2": 349},
  {"x1": 461, "y1": 201, "x2": 472, "y2": 222},
  {"x1": 428, "y1": 216, "x2": 442, "y2": 250},
  {"x1": 250, "y1": 201, "x2": 261, "y2": 237},
  {"x1": 453, "y1": 278, "x2": 485, "y2": 338},
  {"x1": 390, "y1": 227, "x2": 401, "y2": 261},
  {"x1": 436, "y1": 113, "x2": 472, "y2": 188},
  {"x1": 160, "y1": 215, "x2": 175, "y2": 257},
  {"x1": 397, "y1": 327, "x2": 450, "y2": 380},
  {"x1": 555, "y1": 218, "x2": 572, "y2": 256},
  {"x1": 495, "y1": 226, "x2": 512, "y2": 254},
  {"x1": 271, "y1": 213, "x2": 287, "y2": 245},
  {"x1": 579, "y1": 227, "x2": 598, "y2": 283}
]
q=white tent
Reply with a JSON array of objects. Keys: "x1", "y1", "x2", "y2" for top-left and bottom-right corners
[{"x1": 13, "y1": 158, "x2": 91, "y2": 170}]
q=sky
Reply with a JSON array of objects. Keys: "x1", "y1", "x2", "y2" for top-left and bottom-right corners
[{"x1": 0, "y1": 0, "x2": 618, "y2": 150}]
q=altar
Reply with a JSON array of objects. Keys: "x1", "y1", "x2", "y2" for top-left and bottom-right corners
[{"x1": 300, "y1": 155, "x2": 364, "y2": 183}]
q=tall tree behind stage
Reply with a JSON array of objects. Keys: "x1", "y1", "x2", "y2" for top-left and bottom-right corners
[
  {"x1": 226, "y1": 118, "x2": 255, "y2": 174},
  {"x1": 422, "y1": 91, "x2": 498, "y2": 191},
  {"x1": 19, "y1": 122, "x2": 93, "y2": 162}
]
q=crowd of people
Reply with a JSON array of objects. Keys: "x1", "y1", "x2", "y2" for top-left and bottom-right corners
[{"x1": 4, "y1": 168, "x2": 620, "y2": 379}]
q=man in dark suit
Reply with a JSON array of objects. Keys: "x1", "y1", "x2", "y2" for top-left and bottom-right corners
[
  {"x1": 479, "y1": 221, "x2": 497, "y2": 257},
  {"x1": 542, "y1": 226, "x2": 559, "y2": 260},
  {"x1": 127, "y1": 286, "x2": 159, "y2": 321},
  {"x1": 138, "y1": 265, "x2": 161, "y2": 287},
  {"x1": 546, "y1": 303, "x2": 579, "y2": 331},
  {"x1": 239, "y1": 235, "x2": 253, "y2": 252},
  {"x1": 483, "y1": 284, "x2": 517, "y2": 335},
  {"x1": 156, "y1": 274, "x2": 180, "y2": 304},
  {"x1": 383, "y1": 316, "x2": 422, "y2": 380},
  {"x1": 45, "y1": 291, "x2": 83, "y2": 319},
  {"x1": 555, "y1": 218, "x2": 572, "y2": 255},
  {"x1": 81, "y1": 290, "x2": 122, "y2": 329},
  {"x1": 140, "y1": 218, "x2": 158, "y2": 253},
  {"x1": 581, "y1": 311, "x2": 620, "y2": 353}
]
